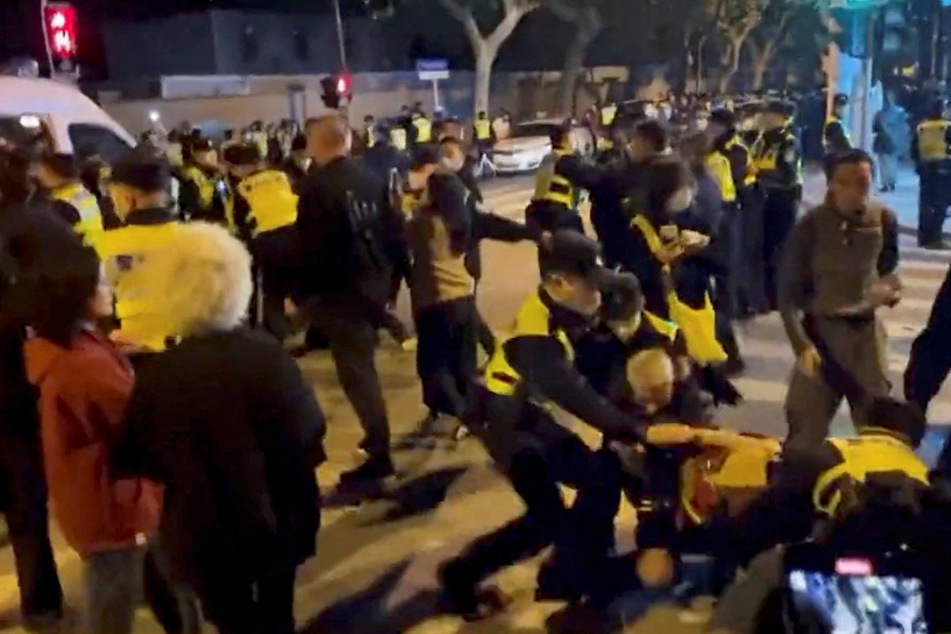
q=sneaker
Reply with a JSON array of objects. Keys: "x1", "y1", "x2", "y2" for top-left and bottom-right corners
[{"x1": 338, "y1": 455, "x2": 395, "y2": 483}]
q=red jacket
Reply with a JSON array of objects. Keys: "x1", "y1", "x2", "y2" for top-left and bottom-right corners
[{"x1": 24, "y1": 328, "x2": 161, "y2": 557}]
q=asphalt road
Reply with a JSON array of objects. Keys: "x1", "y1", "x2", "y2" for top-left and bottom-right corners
[{"x1": 0, "y1": 173, "x2": 948, "y2": 633}]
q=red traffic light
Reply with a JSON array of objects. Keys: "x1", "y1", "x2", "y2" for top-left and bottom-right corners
[
  {"x1": 44, "y1": 3, "x2": 78, "y2": 62},
  {"x1": 320, "y1": 73, "x2": 352, "y2": 109}
]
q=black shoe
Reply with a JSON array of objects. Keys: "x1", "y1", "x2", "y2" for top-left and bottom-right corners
[
  {"x1": 339, "y1": 455, "x2": 395, "y2": 483},
  {"x1": 438, "y1": 563, "x2": 511, "y2": 621}
]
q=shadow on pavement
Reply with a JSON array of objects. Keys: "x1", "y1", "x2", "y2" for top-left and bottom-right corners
[{"x1": 367, "y1": 467, "x2": 468, "y2": 525}]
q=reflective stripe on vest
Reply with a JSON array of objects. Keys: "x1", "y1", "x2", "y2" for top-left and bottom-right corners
[
  {"x1": 366, "y1": 125, "x2": 376, "y2": 148},
  {"x1": 600, "y1": 105, "x2": 617, "y2": 126},
  {"x1": 238, "y1": 169, "x2": 299, "y2": 237},
  {"x1": 705, "y1": 152, "x2": 736, "y2": 203},
  {"x1": 413, "y1": 116, "x2": 433, "y2": 143},
  {"x1": 390, "y1": 127, "x2": 408, "y2": 151},
  {"x1": 533, "y1": 151, "x2": 574, "y2": 207},
  {"x1": 917, "y1": 119, "x2": 951, "y2": 162},
  {"x1": 52, "y1": 183, "x2": 104, "y2": 247},
  {"x1": 812, "y1": 433, "x2": 929, "y2": 517},
  {"x1": 475, "y1": 119, "x2": 492, "y2": 141},
  {"x1": 483, "y1": 291, "x2": 574, "y2": 397},
  {"x1": 184, "y1": 167, "x2": 215, "y2": 209}
]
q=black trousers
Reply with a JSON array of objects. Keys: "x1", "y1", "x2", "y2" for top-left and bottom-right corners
[
  {"x1": 250, "y1": 227, "x2": 300, "y2": 342},
  {"x1": 525, "y1": 200, "x2": 583, "y2": 235},
  {"x1": 918, "y1": 170, "x2": 951, "y2": 246},
  {"x1": 0, "y1": 430, "x2": 63, "y2": 618},
  {"x1": 308, "y1": 302, "x2": 391, "y2": 458},
  {"x1": 444, "y1": 395, "x2": 619, "y2": 591},
  {"x1": 415, "y1": 297, "x2": 477, "y2": 419},
  {"x1": 200, "y1": 567, "x2": 297, "y2": 634},
  {"x1": 714, "y1": 204, "x2": 742, "y2": 362},
  {"x1": 736, "y1": 186, "x2": 768, "y2": 314},
  {"x1": 761, "y1": 186, "x2": 800, "y2": 310}
]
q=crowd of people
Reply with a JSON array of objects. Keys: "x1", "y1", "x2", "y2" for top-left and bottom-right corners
[{"x1": 2, "y1": 85, "x2": 951, "y2": 634}]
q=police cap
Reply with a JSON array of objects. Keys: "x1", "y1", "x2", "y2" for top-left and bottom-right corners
[
  {"x1": 540, "y1": 230, "x2": 612, "y2": 285},
  {"x1": 110, "y1": 148, "x2": 172, "y2": 192},
  {"x1": 221, "y1": 142, "x2": 261, "y2": 166},
  {"x1": 708, "y1": 108, "x2": 736, "y2": 129},
  {"x1": 599, "y1": 271, "x2": 645, "y2": 323}
]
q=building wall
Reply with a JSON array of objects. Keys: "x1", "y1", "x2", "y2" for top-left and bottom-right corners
[{"x1": 101, "y1": 13, "x2": 218, "y2": 80}]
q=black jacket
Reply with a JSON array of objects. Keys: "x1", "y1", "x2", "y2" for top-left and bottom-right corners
[
  {"x1": 296, "y1": 156, "x2": 409, "y2": 306},
  {"x1": 0, "y1": 201, "x2": 82, "y2": 435},
  {"x1": 113, "y1": 328, "x2": 326, "y2": 590}
]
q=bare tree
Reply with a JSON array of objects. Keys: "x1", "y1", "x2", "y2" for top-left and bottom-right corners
[
  {"x1": 547, "y1": 0, "x2": 603, "y2": 116},
  {"x1": 746, "y1": 0, "x2": 823, "y2": 89},
  {"x1": 702, "y1": 0, "x2": 767, "y2": 93},
  {"x1": 435, "y1": 0, "x2": 541, "y2": 115}
]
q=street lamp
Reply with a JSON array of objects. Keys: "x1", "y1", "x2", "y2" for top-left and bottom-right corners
[{"x1": 332, "y1": 0, "x2": 348, "y2": 70}]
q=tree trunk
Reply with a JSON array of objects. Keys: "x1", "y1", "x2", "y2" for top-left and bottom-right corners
[
  {"x1": 474, "y1": 45, "x2": 495, "y2": 116},
  {"x1": 751, "y1": 54, "x2": 769, "y2": 89},
  {"x1": 557, "y1": 26, "x2": 596, "y2": 117}
]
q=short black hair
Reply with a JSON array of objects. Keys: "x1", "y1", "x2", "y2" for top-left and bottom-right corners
[
  {"x1": 222, "y1": 142, "x2": 261, "y2": 166},
  {"x1": 928, "y1": 98, "x2": 947, "y2": 119},
  {"x1": 824, "y1": 148, "x2": 874, "y2": 180},
  {"x1": 290, "y1": 133, "x2": 307, "y2": 152},
  {"x1": 549, "y1": 124, "x2": 572, "y2": 149},
  {"x1": 645, "y1": 156, "x2": 692, "y2": 215},
  {"x1": 633, "y1": 119, "x2": 669, "y2": 153},
  {"x1": 110, "y1": 149, "x2": 172, "y2": 193},
  {"x1": 409, "y1": 145, "x2": 440, "y2": 170},
  {"x1": 709, "y1": 108, "x2": 736, "y2": 130},
  {"x1": 38, "y1": 153, "x2": 79, "y2": 180},
  {"x1": 20, "y1": 244, "x2": 101, "y2": 347}
]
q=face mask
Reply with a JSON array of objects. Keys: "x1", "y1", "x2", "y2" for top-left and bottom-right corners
[{"x1": 666, "y1": 187, "x2": 694, "y2": 213}]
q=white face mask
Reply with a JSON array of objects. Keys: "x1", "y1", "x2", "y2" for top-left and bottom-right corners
[{"x1": 666, "y1": 187, "x2": 694, "y2": 213}]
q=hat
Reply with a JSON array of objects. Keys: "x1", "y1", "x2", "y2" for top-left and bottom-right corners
[
  {"x1": 599, "y1": 271, "x2": 645, "y2": 323},
  {"x1": 221, "y1": 142, "x2": 261, "y2": 166},
  {"x1": 709, "y1": 108, "x2": 736, "y2": 129},
  {"x1": 540, "y1": 231, "x2": 611, "y2": 284},
  {"x1": 110, "y1": 148, "x2": 171, "y2": 192}
]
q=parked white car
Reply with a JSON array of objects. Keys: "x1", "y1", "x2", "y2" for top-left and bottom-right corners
[{"x1": 491, "y1": 120, "x2": 593, "y2": 175}]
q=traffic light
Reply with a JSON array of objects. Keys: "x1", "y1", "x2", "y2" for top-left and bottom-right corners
[
  {"x1": 43, "y1": 3, "x2": 78, "y2": 74},
  {"x1": 320, "y1": 72, "x2": 352, "y2": 109}
]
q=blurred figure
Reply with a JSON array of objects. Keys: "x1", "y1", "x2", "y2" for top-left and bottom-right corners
[
  {"x1": 113, "y1": 223, "x2": 325, "y2": 634},
  {"x1": 527, "y1": 124, "x2": 585, "y2": 234},
  {"x1": 31, "y1": 152, "x2": 105, "y2": 251},
  {"x1": 0, "y1": 146, "x2": 75, "y2": 631},
  {"x1": 873, "y1": 91, "x2": 907, "y2": 192},
  {"x1": 279, "y1": 133, "x2": 311, "y2": 193},
  {"x1": 823, "y1": 93, "x2": 852, "y2": 158},
  {"x1": 912, "y1": 98, "x2": 951, "y2": 249},
  {"x1": 179, "y1": 139, "x2": 231, "y2": 225},
  {"x1": 363, "y1": 115, "x2": 377, "y2": 151}
]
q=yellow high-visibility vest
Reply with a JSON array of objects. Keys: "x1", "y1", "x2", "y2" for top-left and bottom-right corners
[
  {"x1": 475, "y1": 119, "x2": 492, "y2": 141},
  {"x1": 484, "y1": 290, "x2": 574, "y2": 397},
  {"x1": 600, "y1": 104, "x2": 617, "y2": 126},
  {"x1": 705, "y1": 152, "x2": 736, "y2": 203},
  {"x1": 97, "y1": 212, "x2": 183, "y2": 352},
  {"x1": 413, "y1": 115, "x2": 433, "y2": 143},
  {"x1": 390, "y1": 127, "x2": 408, "y2": 152},
  {"x1": 630, "y1": 215, "x2": 726, "y2": 365},
  {"x1": 365, "y1": 124, "x2": 376, "y2": 149},
  {"x1": 724, "y1": 136, "x2": 756, "y2": 186},
  {"x1": 917, "y1": 119, "x2": 951, "y2": 162},
  {"x1": 813, "y1": 432, "x2": 928, "y2": 518},
  {"x1": 52, "y1": 182, "x2": 104, "y2": 250},
  {"x1": 237, "y1": 169, "x2": 299, "y2": 237},
  {"x1": 533, "y1": 150, "x2": 575, "y2": 207}
]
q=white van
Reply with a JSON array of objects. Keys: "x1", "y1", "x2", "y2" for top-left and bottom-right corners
[{"x1": 0, "y1": 77, "x2": 134, "y2": 162}]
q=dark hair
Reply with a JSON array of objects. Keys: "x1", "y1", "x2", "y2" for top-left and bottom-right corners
[
  {"x1": 865, "y1": 397, "x2": 927, "y2": 448},
  {"x1": 222, "y1": 142, "x2": 261, "y2": 166},
  {"x1": 21, "y1": 245, "x2": 101, "y2": 347},
  {"x1": 0, "y1": 148, "x2": 36, "y2": 205},
  {"x1": 644, "y1": 157, "x2": 692, "y2": 219},
  {"x1": 928, "y1": 98, "x2": 946, "y2": 119},
  {"x1": 824, "y1": 148, "x2": 874, "y2": 180},
  {"x1": 678, "y1": 130, "x2": 712, "y2": 167},
  {"x1": 290, "y1": 133, "x2": 307, "y2": 152},
  {"x1": 549, "y1": 124, "x2": 572, "y2": 149},
  {"x1": 79, "y1": 156, "x2": 107, "y2": 196},
  {"x1": 38, "y1": 153, "x2": 79, "y2": 180},
  {"x1": 633, "y1": 119, "x2": 669, "y2": 153},
  {"x1": 110, "y1": 149, "x2": 171, "y2": 193}
]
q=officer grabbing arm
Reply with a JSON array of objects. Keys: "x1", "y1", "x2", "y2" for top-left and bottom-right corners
[{"x1": 527, "y1": 124, "x2": 586, "y2": 234}]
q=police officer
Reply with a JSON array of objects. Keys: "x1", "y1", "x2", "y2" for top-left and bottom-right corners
[
  {"x1": 363, "y1": 115, "x2": 377, "y2": 151},
  {"x1": 780, "y1": 150, "x2": 900, "y2": 449},
  {"x1": 912, "y1": 98, "x2": 951, "y2": 249},
  {"x1": 297, "y1": 114, "x2": 409, "y2": 482},
  {"x1": 600, "y1": 100, "x2": 617, "y2": 129},
  {"x1": 279, "y1": 133, "x2": 311, "y2": 194},
  {"x1": 473, "y1": 110, "x2": 493, "y2": 159},
  {"x1": 439, "y1": 232, "x2": 675, "y2": 619},
  {"x1": 751, "y1": 100, "x2": 802, "y2": 310},
  {"x1": 410, "y1": 104, "x2": 434, "y2": 149},
  {"x1": 389, "y1": 123, "x2": 409, "y2": 157},
  {"x1": 31, "y1": 152, "x2": 105, "y2": 251},
  {"x1": 179, "y1": 138, "x2": 232, "y2": 225},
  {"x1": 823, "y1": 93, "x2": 852, "y2": 158},
  {"x1": 709, "y1": 107, "x2": 767, "y2": 316},
  {"x1": 99, "y1": 149, "x2": 184, "y2": 360},
  {"x1": 225, "y1": 142, "x2": 299, "y2": 341},
  {"x1": 527, "y1": 124, "x2": 585, "y2": 234}
]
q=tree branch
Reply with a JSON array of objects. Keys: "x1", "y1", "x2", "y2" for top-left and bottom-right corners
[{"x1": 436, "y1": 0, "x2": 485, "y2": 44}]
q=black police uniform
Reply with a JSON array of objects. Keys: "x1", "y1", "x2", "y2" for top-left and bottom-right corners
[
  {"x1": 912, "y1": 116, "x2": 951, "y2": 247},
  {"x1": 296, "y1": 156, "x2": 409, "y2": 469},
  {"x1": 906, "y1": 263, "x2": 951, "y2": 432},
  {"x1": 752, "y1": 118, "x2": 801, "y2": 310}
]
